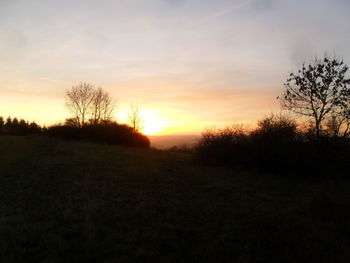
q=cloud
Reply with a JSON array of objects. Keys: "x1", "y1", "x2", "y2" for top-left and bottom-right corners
[{"x1": 191, "y1": 0, "x2": 251, "y2": 27}]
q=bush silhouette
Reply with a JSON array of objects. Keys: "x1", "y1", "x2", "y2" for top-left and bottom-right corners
[
  {"x1": 253, "y1": 114, "x2": 297, "y2": 143},
  {"x1": 195, "y1": 115, "x2": 350, "y2": 175},
  {"x1": 45, "y1": 121, "x2": 150, "y2": 148},
  {"x1": 195, "y1": 125, "x2": 250, "y2": 167}
]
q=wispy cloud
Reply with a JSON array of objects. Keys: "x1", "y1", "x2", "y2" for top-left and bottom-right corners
[{"x1": 191, "y1": 0, "x2": 252, "y2": 27}]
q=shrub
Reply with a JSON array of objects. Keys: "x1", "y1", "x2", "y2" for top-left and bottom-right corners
[
  {"x1": 45, "y1": 122, "x2": 150, "y2": 148},
  {"x1": 195, "y1": 116, "x2": 350, "y2": 175},
  {"x1": 253, "y1": 114, "x2": 298, "y2": 143},
  {"x1": 195, "y1": 125, "x2": 251, "y2": 167}
]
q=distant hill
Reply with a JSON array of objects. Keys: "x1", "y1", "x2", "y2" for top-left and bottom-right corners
[{"x1": 148, "y1": 134, "x2": 200, "y2": 149}]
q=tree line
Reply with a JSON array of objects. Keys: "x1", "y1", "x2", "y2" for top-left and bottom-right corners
[{"x1": 0, "y1": 116, "x2": 41, "y2": 135}]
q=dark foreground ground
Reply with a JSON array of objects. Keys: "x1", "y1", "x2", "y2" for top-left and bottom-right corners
[{"x1": 1, "y1": 136, "x2": 350, "y2": 263}]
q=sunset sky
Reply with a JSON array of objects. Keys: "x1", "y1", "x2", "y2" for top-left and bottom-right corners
[{"x1": 1, "y1": 0, "x2": 350, "y2": 134}]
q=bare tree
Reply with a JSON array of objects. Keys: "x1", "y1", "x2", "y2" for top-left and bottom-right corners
[
  {"x1": 101, "y1": 92, "x2": 115, "y2": 123},
  {"x1": 128, "y1": 103, "x2": 143, "y2": 132},
  {"x1": 91, "y1": 87, "x2": 115, "y2": 124},
  {"x1": 65, "y1": 83, "x2": 95, "y2": 127},
  {"x1": 279, "y1": 55, "x2": 350, "y2": 138},
  {"x1": 66, "y1": 83, "x2": 116, "y2": 127},
  {"x1": 91, "y1": 87, "x2": 103, "y2": 124}
]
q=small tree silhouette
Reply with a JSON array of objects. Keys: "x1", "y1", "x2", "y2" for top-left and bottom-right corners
[
  {"x1": 65, "y1": 83, "x2": 95, "y2": 127},
  {"x1": 28, "y1": 122, "x2": 41, "y2": 134},
  {"x1": 279, "y1": 54, "x2": 350, "y2": 138},
  {"x1": 5, "y1": 117, "x2": 12, "y2": 128},
  {"x1": 90, "y1": 87, "x2": 115, "y2": 124},
  {"x1": 128, "y1": 103, "x2": 143, "y2": 132}
]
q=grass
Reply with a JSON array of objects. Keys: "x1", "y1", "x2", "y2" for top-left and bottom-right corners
[{"x1": 1, "y1": 135, "x2": 350, "y2": 262}]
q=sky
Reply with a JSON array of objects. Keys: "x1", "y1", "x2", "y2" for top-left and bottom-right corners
[{"x1": 1, "y1": 0, "x2": 350, "y2": 134}]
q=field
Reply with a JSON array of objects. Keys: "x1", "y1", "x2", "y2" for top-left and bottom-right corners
[{"x1": 1, "y1": 136, "x2": 350, "y2": 262}]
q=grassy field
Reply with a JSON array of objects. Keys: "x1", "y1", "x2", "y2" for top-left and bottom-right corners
[{"x1": 1, "y1": 136, "x2": 350, "y2": 262}]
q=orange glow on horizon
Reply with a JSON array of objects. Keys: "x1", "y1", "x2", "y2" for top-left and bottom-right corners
[
  {"x1": 116, "y1": 106, "x2": 208, "y2": 136},
  {"x1": 0, "y1": 92, "x2": 278, "y2": 136}
]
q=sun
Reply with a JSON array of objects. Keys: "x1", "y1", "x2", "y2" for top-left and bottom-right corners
[
  {"x1": 141, "y1": 110, "x2": 164, "y2": 135},
  {"x1": 142, "y1": 122, "x2": 162, "y2": 135}
]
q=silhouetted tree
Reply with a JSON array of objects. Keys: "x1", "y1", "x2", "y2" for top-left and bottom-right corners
[
  {"x1": 12, "y1": 118, "x2": 19, "y2": 128},
  {"x1": 19, "y1": 119, "x2": 27, "y2": 126},
  {"x1": 5, "y1": 117, "x2": 12, "y2": 128},
  {"x1": 66, "y1": 83, "x2": 116, "y2": 127},
  {"x1": 18, "y1": 119, "x2": 27, "y2": 135},
  {"x1": 90, "y1": 87, "x2": 115, "y2": 124},
  {"x1": 0, "y1": 117, "x2": 4, "y2": 129},
  {"x1": 28, "y1": 121, "x2": 41, "y2": 134},
  {"x1": 66, "y1": 83, "x2": 95, "y2": 127},
  {"x1": 280, "y1": 55, "x2": 350, "y2": 138},
  {"x1": 128, "y1": 103, "x2": 143, "y2": 132}
]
